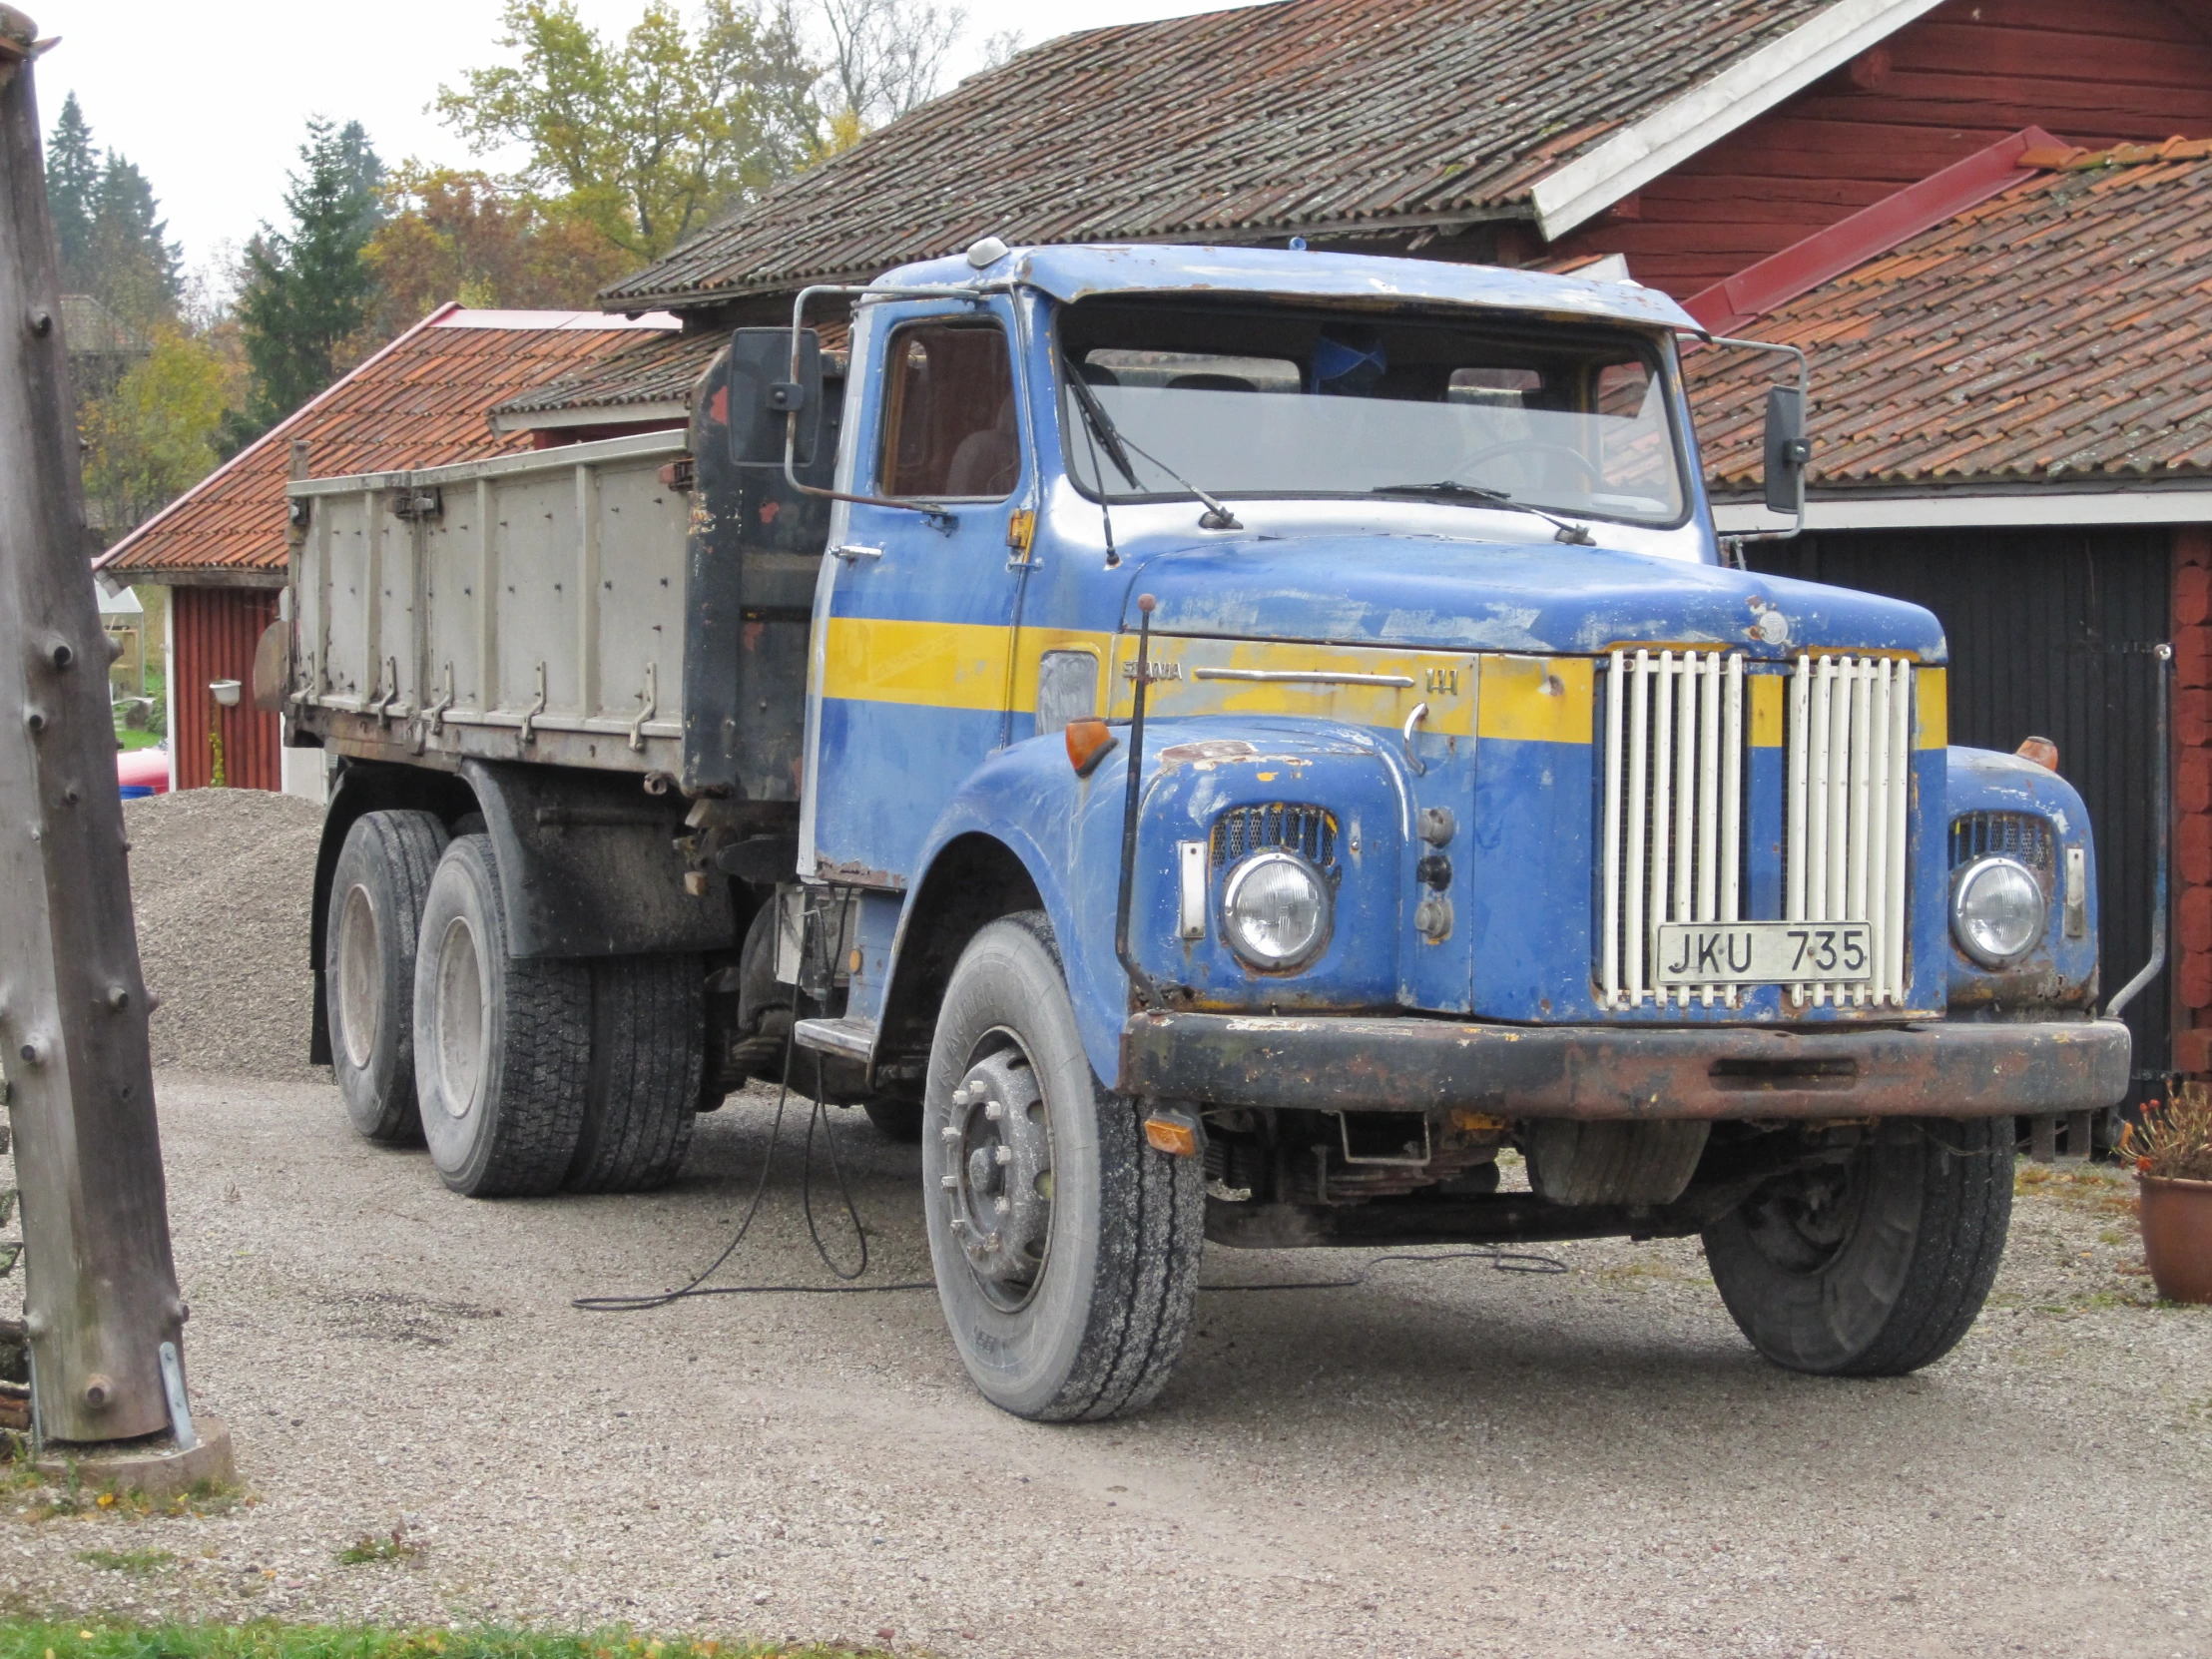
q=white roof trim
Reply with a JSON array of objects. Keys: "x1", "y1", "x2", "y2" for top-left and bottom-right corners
[
  {"x1": 1531, "y1": 0, "x2": 1950, "y2": 241},
  {"x1": 1714, "y1": 488, "x2": 2212, "y2": 534}
]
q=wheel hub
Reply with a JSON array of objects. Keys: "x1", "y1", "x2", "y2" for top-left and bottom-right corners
[
  {"x1": 335, "y1": 883, "x2": 381, "y2": 1071},
  {"x1": 939, "y1": 1045, "x2": 1052, "y2": 1308}
]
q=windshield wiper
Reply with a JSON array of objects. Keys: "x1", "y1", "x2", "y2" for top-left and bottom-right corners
[
  {"x1": 1372, "y1": 481, "x2": 1595, "y2": 546},
  {"x1": 1063, "y1": 357, "x2": 1242, "y2": 531}
]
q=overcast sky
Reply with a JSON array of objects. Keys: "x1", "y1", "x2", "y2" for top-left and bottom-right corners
[{"x1": 34, "y1": 0, "x2": 1262, "y2": 291}]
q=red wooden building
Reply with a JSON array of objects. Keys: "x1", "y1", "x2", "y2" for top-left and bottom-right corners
[{"x1": 96, "y1": 306, "x2": 678, "y2": 795}]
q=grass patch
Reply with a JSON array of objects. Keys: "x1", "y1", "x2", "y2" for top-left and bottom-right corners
[
  {"x1": 3, "y1": 1458, "x2": 248, "y2": 1524},
  {"x1": 0, "y1": 1624, "x2": 883, "y2": 1659},
  {"x1": 2014, "y1": 1163, "x2": 2138, "y2": 1219},
  {"x1": 335, "y1": 1529, "x2": 420, "y2": 1567},
  {"x1": 74, "y1": 1548, "x2": 174, "y2": 1575},
  {"x1": 112, "y1": 729, "x2": 162, "y2": 753}
]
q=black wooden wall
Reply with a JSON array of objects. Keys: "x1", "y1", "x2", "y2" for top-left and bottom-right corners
[{"x1": 1751, "y1": 526, "x2": 2171, "y2": 1095}]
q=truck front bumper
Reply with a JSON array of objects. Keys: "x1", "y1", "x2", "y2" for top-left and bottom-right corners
[{"x1": 1119, "y1": 1011, "x2": 2131, "y2": 1120}]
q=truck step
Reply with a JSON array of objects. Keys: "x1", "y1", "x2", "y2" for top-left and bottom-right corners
[{"x1": 793, "y1": 1016, "x2": 876, "y2": 1060}]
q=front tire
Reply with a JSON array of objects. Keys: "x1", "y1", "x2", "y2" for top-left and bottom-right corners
[
  {"x1": 412, "y1": 834, "x2": 590, "y2": 1197},
  {"x1": 922, "y1": 913, "x2": 1202, "y2": 1421},
  {"x1": 326, "y1": 810, "x2": 448, "y2": 1144},
  {"x1": 1702, "y1": 1116, "x2": 2012, "y2": 1377}
]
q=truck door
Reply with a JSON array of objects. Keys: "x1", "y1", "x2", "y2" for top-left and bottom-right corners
[{"x1": 804, "y1": 296, "x2": 1033, "y2": 886}]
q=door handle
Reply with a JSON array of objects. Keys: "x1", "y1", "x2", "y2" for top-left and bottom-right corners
[
  {"x1": 1401, "y1": 701, "x2": 1429, "y2": 775},
  {"x1": 831, "y1": 544, "x2": 882, "y2": 564}
]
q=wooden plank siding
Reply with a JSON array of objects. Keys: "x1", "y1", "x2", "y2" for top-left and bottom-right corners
[
  {"x1": 171, "y1": 585, "x2": 281, "y2": 792},
  {"x1": 1551, "y1": 0, "x2": 2212, "y2": 295}
]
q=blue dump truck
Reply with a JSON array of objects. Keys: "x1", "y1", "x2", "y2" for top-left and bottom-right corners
[{"x1": 282, "y1": 243, "x2": 2130, "y2": 1419}]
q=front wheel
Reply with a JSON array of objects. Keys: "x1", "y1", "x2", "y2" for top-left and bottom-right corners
[
  {"x1": 1702, "y1": 1116, "x2": 2012, "y2": 1377},
  {"x1": 922, "y1": 913, "x2": 1203, "y2": 1420}
]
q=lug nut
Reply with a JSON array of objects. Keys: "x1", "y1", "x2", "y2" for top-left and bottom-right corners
[
  {"x1": 939, "y1": 1174, "x2": 958, "y2": 1190},
  {"x1": 939, "y1": 1125, "x2": 960, "y2": 1142},
  {"x1": 984, "y1": 1100, "x2": 1004, "y2": 1121},
  {"x1": 952, "y1": 1085, "x2": 971, "y2": 1106},
  {"x1": 993, "y1": 1196, "x2": 1009, "y2": 1216},
  {"x1": 993, "y1": 1145, "x2": 1011, "y2": 1165}
]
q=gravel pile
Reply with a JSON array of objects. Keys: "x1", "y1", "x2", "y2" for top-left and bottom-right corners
[{"x1": 124, "y1": 789, "x2": 326, "y2": 1081}]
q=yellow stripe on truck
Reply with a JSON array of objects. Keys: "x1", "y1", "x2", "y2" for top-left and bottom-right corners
[
  {"x1": 1917, "y1": 667, "x2": 1947, "y2": 750},
  {"x1": 1477, "y1": 655, "x2": 1592, "y2": 745}
]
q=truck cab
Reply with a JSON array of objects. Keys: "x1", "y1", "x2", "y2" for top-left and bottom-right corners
[{"x1": 290, "y1": 242, "x2": 2128, "y2": 1421}]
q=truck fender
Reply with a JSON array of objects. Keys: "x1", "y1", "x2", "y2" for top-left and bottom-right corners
[
  {"x1": 455, "y1": 759, "x2": 743, "y2": 960},
  {"x1": 874, "y1": 739, "x2": 1128, "y2": 1088},
  {"x1": 1942, "y1": 746, "x2": 2099, "y2": 1009}
]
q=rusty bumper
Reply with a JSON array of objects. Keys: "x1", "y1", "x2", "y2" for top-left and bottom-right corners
[{"x1": 1119, "y1": 1011, "x2": 2131, "y2": 1120}]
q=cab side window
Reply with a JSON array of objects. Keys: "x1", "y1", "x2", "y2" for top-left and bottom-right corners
[{"x1": 879, "y1": 321, "x2": 1019, "y2": 498}]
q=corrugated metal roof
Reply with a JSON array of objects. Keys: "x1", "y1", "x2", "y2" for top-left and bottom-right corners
[
  {"x1": 601, "y1": 0, "x2": 1837, "y2": 308},
  {"x1": 99, "y1": 308, "x2": 679, "y2": 579},
  {"x1": 1692, "y1": 137, "x2": 2212, "y2": 492},
  {"x1": 494, "y1": 327, "x2": 724, "y2": 417}
]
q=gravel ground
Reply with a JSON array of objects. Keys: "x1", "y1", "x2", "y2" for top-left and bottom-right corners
[
  {"x1": 2, "y1": 1072, "x2": 2208, "y2": 1659},
  {"x1": 123, "y1": 790, "x2": 325, "y2": 1081}
]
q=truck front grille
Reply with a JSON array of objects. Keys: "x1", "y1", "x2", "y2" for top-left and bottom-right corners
[
  {"x1": 1949, "y1": 810, "x2": 2053, "y2": 878},
  {"x1": 1784, "y1": 654, "x2": 1914, "y2": 1008},
  {"x1": 1212, "y1": 803, "x2": 1337, "y2": 870},
  {"x1": 1600, "y1": 649, "x2": 1746, "y2": 1008},
  {"x1": 1598, "y1": 650, "x2": 1915, "y2": 1011}
]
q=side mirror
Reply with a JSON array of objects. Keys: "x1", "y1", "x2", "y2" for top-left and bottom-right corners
[
  {"x1": 729, "y1": 326, "x2": 824, "y2": 468},
  {"x1": 1763, "y1": 385, "x2": 1811, "y2": 516}
]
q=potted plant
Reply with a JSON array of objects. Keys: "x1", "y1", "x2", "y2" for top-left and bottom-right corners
[{"x1": 2121, "y1": 1084, "x2": 2212, "y2": 1304}]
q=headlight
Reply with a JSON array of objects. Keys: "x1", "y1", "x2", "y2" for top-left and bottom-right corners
[
  {"x1": 1221, "y1": 850, "x2": 1331, "y2": 971},
  {"x1": 1951, "y1": 855, "x2": 2045, "y2": 968}
]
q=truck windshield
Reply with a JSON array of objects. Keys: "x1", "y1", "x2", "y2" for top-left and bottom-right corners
[{"x1": 1057, "y1": 298, "x2": 1687, "y2": 527}]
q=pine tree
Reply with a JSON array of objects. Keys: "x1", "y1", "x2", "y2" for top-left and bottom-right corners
[
  {"x1": 235, "y1": 117, "x2": 382, "y2": 431},
  {"x1": 43, "y1": 93, "x2": 183, "y2": 325},
  {"x1": 45, "y1": 93, "x2": 101, "y2": 286}
]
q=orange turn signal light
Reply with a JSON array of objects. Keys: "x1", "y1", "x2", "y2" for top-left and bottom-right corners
[
  {"x1": 1066, "y1": 717, "x2": 1118, "y2": 777},
  {"x1": 1143, "y1": 1113, "x2": 1200, "y2": 1157},
  {"x1": 2015, "y1": 735, "x2": 2059, "y2": 773}
]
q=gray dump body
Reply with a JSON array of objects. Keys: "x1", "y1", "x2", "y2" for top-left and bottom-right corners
[{"x1": 287, "y1": 430, "x2": 697, "y2": 778}]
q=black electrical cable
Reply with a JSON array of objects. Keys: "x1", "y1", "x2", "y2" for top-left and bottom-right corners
[{"x1": 580, "y1": 881, "x2": 1566, "y2": 1311}]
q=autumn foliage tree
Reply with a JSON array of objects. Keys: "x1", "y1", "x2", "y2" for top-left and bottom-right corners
[{"x1": 360, "y1": 167, "x2": 635, "y2": 340}]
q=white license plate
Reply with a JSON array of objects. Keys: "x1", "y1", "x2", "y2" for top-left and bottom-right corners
[{"x1": 1653, "y1": 921, "x2": 1874, "y2": 985}]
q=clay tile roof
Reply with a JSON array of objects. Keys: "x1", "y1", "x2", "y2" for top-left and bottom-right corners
[
  {"x1": 1691, "y1": 140, "x2": 2212, "y2": 494},
  {"x1": 601, "y1": 0, "x2": 1838, "y2": 309},
  {"x1": 98, "y1": 307, "x2": 679, "y2": 581},
  {"x1": 492, "y1": 315, "x2": 852, "y2": 420}
]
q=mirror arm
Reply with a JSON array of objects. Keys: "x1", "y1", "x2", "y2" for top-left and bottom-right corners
[
  {"x1": 780, "y1": 279, "x2": 1001, "y2": 530},
  {"x1": 1683, "y1": 331, "x2": 1812, "y2": 545}
]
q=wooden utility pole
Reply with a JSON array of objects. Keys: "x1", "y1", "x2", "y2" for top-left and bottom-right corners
[{"x1": 0, "y1": 5, "x2": 195, "y2": 1451}]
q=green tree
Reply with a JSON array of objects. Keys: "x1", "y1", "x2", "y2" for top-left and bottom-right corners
[
  {"x1": 81, "y1": 325, "x2": 229, "y2": 531},
  {"x1": 436, "y1": 0, "x2": 820, "y2": 261},
  {"x1": 235, "y1": 116, "x2": 383, "y2": 433}
]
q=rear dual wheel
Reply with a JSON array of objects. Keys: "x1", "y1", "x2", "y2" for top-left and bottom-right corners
[{"x1": 332, "y1": 824, "x2": 702, "y2": 1197}]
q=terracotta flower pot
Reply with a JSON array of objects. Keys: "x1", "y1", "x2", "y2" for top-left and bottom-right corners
[{"x1": 2138, "y1": 1174, "x2": 2212, "y2": 1304}]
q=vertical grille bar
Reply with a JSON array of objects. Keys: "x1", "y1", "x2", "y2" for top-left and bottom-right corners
[
  {"x1": 1601, "y1": 649, "x2": 1625, "y2": 1007},
  {"x1": 1624, "y1": 652, "x2": 1650, "y2": 1005},
  {"x1": 1598, "y1": 649, "x2": 1749, "y2": 1007},
  {"x1": 1885, "y1": 660, "x2": 1913, "y2": 999},
  {"x1": 1867, "y1": 662, "x2": 1894, "y2": 1006}
]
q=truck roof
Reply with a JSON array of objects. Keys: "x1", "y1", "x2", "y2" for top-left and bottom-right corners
[{"x1": 874, "y1": 242, "x2": 1703, "y2": 334}]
